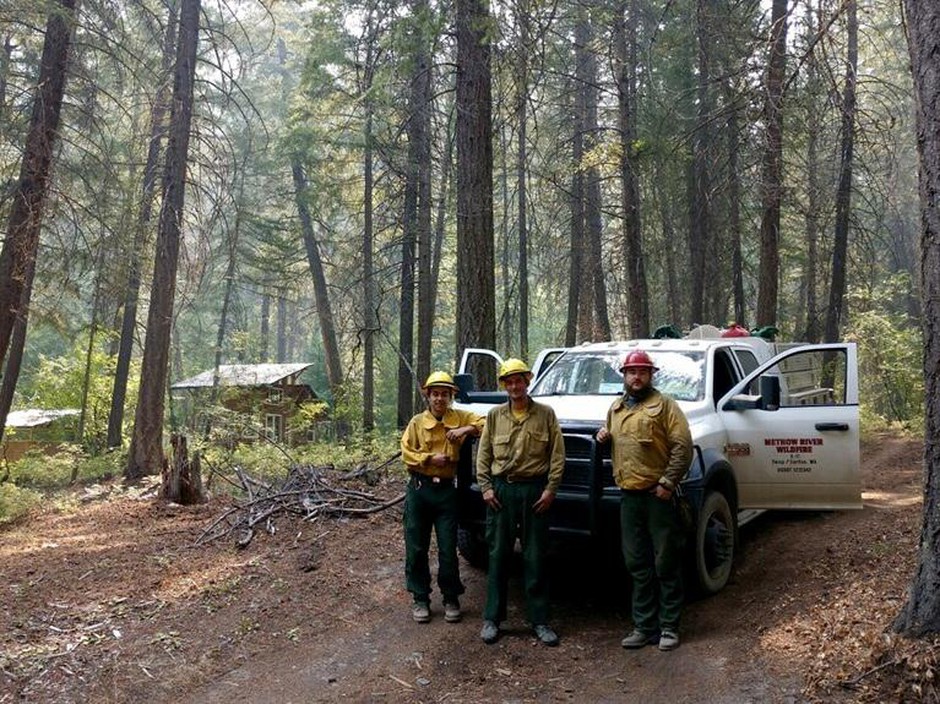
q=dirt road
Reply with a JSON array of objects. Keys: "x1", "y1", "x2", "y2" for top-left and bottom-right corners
[{"x1": 0, "y1": 436, "x2": 926, "y2": 703}]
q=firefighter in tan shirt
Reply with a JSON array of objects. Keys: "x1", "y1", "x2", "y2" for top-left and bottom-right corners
[
  {"x1": 476, "y1": 358, "x2": 564, "y2": 646},
  {"x1": 401, "y1": 372, "x2": 483, "y2": 624},
  {"x1": 597, "y1": 349, "x2": 692, "y2": 651}
]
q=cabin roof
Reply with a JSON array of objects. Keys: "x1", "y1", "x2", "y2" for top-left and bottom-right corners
[
  {"x1": 6, "y1": 409, "x2": 80, "y2": 428},
  {"x1": 171, "y1": 363, "x2": 315, "y2": 390}
]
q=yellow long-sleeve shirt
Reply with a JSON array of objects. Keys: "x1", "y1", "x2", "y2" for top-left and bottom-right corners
[
  {"x1": 476, "y1": 398, "x2": 565, "y2": 494},
  {"x1": 605, "y1": 388, "x2": 692, "y2": 490},
  {"x1": 401, "y1": 408, "x2": 485, "y2": 480}
]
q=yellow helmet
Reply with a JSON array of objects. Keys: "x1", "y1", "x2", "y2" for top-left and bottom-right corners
[
  {"x1": 422, "y1": 370, "x2": 459, "y2": 392},
  {"x1": 498, "y1": 358, "x2": 532, "y2": 386}
]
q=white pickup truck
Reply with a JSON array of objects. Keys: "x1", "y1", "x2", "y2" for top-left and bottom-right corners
[{"x1": 454, "y1": 329, "x2": 861, "y2": 594}]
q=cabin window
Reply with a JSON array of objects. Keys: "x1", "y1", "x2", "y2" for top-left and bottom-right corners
[{"x1": 265, "y1": 413, "x2": 283, "y2": 441}]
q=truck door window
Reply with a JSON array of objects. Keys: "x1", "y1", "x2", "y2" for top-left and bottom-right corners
[
  {"x1": 735, "y1": 349, "x2": 759, "y2": 377},
  {"x1": 712, "y1": 350, "x2": 737, "y2": 404},
  {"x1": 749, "y1": 349, "x2": 847, "y2": 406}
]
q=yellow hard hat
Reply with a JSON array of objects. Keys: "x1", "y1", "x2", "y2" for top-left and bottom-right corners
[
  {"x1": 422, "y1": 370, "x2": 458, "y2": 392},
  {"x1": 498, "y1": 358, "x2": 532, "y2": 386}
]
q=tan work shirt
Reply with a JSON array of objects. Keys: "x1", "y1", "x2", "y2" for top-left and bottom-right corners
[
  {"x1": 606, "y1": 389, "x2": 693, "y2": 491},
  {"x1": 476, "y1": 398, "x2": 565, "y2": 494},
  {"x1": 401, "y1": 408, "x2": 484, "y2": 480}
]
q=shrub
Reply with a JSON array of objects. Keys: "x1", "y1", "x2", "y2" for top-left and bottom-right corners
[
  {"x1": 6, "y1": 444, "x2": 87, "y2": 489},
  {"x1": 845, "y1": 275, "x2": 924, "y2": 434},
  {"x1": 0, "y1": 482, "x2": 42, "y2": 524}
]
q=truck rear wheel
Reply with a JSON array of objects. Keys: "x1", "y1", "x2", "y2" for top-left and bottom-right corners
[
  {"x1": 457, "y1": 527, "x2": 488, "y2": 569},
  {"x1": 694, "y1": 490, "x2": 735, "y2": 595}
]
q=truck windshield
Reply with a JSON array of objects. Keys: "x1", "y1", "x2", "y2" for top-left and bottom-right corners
[{"x1": 530, "y1": 350, "x2": 706, "y2": 402}]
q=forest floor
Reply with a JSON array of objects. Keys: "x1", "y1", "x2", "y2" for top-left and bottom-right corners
[{"x1": 1, "y1": 434, "x2": 938, "y2": 703}]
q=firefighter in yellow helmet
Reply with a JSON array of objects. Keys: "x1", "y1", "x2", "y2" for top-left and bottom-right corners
[
  {"x1": 476, "y1": 358, "x2": 564, "y2": 646},
  {"x1": 401, "y1": 371, "x2": 484, "y2": 624}
]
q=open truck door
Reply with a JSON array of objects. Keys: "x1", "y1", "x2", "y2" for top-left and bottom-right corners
[{"x1": 718, "y1": 343, "x2": 861, "y2": 510}]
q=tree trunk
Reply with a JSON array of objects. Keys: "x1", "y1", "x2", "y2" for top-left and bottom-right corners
[
  {"x1": 455, "y1": 0, "x2": 495, "y2": 384},
  {"x1": 567, "y1": 33, "x2": 586, "y2": 347},
  {"x1": 802, "y1": 7, "x2": 821, "y2": 343},
  {"x1": 894, "y1": 0, "x2": 940, "y2": 637},
  {"x1": 78, "y1": 244, "x2": 107, "y2": 451},
  {"x1": 515, "y1": 11, "x2": 530, "y2": 359},
  {"x1": 362, "y1": 52, "x2": 376, "y2": 433},
  {"x1": 726, "y1": 82, "x2": 746, "y2": 328},
  {"x1": 205, "y1": 208, "x2": 240, "y2": 438},
  {"x1": 107, "y1": 0, "x2": 178, "y2": 450},
  {"x1": 413, "y1": 0, "x2": 434, "y2": 407},
  {"x1": 615, "y1": 0, "x2": 648, "y2": 338},
  {"x1": 823, "y1": 0, "x2": 857, "y2": 344},
  {"x1": 582, "y1": 13, "x2": 610, "y2": 342},
  {"x1": 162, "y1": 434, "x2": 206, "y2": 504},
  {"x1": 755, "y1": 0, "x2": 788, "y2": 328},
  {"x1": 0, "y1": 255, "x2": 34, "y2": 442},
  {"x1": 291, "y1": 162, "x2": 344, "y2": 396},
  {"x1": 499, "y1": 111, "x2": 511, "y2": 353},
  {"x1": 688, "y1": 0, "x2": 711, "y2": 326},
  {"x1": 566, "y1": 163, "x2": 584, "y2": 347},
  {"x1": 0, "y1": 33, "x2": 12, "y2": 129},
  {"x1": 126, "y1": 0, "x2": 201, "y2": 481},
  {"x1": 430, "y1": 101, "x2": 454, "y2": 319},
  {"x1": 0, "y1": 0, "x2": 76, "y2": 395},
  {"x1": 397, "y1": 120, "x2": 417, "y2": 427},
  {"x1": 260, "y1": 290, "x2": 270, "y2": 361}
]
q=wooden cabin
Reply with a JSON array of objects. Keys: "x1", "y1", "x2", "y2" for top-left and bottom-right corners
[
  {"x1": 2, "y1": 409, "x2": 80, "y2": 461},
  {"x1": 171, "y1": 364, "x2": 325, "y2": 444}
]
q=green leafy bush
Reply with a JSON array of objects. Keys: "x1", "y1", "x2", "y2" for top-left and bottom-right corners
[
  {"x1": 845, "y1": 275, "x2": 924, "y2": 435},
  {"x1": 6, "y1": 444, "x2": 86, "y2": 488},
  {"x1": 17, "y1": 341, "x2": 140, "y2": 453},
  {"x1": 0, "y1": 482, "x2": 42, "y2": 524}
]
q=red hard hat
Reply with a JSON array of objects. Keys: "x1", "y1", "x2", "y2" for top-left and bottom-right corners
[
  {"x1": 721, "y1": 323, "x2": 750, "y2": 338},
  {"x1": 619, "y1": 349, "x2": 658, "y2": 372}
]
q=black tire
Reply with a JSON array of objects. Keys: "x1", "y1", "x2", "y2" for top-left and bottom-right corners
[
  {"x1": 694, "y1": 490, "x2": 736, "y2": 595},
  {"x1": 457, "y1": 526, "x2": 488, "y2": 569}
]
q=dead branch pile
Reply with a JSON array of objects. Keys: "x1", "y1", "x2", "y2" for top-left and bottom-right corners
[{"x1": 196, "y1": 454, "x2": 404, "y2": 548}]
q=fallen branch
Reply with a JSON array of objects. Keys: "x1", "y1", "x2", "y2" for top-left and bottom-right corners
[
  {"x1": 196, "y1": 455, "x2": 404, "y2": 547},
  {"x1": 839, "y1": 658, "x2": 900, "y2": 688}
]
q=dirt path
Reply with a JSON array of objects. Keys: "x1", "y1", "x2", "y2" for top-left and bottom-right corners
[{"x1": 0, "y1": 436, "x2": 926, "y2": 703}]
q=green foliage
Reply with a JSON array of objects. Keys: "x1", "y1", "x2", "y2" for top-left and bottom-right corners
[
  {"x1": 287, "y1": 400, "x2": 330, "y2": 434},
  {"x1": 18, "y1": 341, "x2": 140, "y2": 453},
  {"x1": 844, "y1": 275, "x2": 923, "y2": 433},
  {"x1": 3, "y1": 444, "x2": 124, "y2": 489},
  {"x1": 201, "y1": 430, "x2": 401, "y2": 493},
  {"x1": 0, "y1": 482, "x2": 42, "y2": 525},
  {"x1": 6, "y1": 445, "x2": 81, "y2": 488}
]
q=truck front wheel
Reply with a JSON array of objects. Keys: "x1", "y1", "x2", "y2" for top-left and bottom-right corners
[
  {"x1": 694, "y1": 490, "x2": 736, "y2": 595},
  {"x1": 457, "y1": 527, "x2": 488, "y2": 569}
]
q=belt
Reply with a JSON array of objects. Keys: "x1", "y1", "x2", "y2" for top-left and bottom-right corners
[
  {"x1": 494, "y1": 473, "x2": 546, "y2": 484},
  {"x1": 410, "y1": 471, "x2": 455, "y2": 487}
]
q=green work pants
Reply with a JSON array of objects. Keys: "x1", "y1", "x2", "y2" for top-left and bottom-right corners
[
  {"x1": 404, "y1": 475, "x2": 464, "y2": 604},
  {"x1": 620, "y1": 490, "x2": 684, "y2": 633},
  {"x1": 483, "y1": 477, "x2": 550, "y2": 625}
]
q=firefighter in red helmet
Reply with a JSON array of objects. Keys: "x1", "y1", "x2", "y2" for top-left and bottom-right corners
[{"x1": 597, "y1": 349, "x2": 692, "y2": 651}]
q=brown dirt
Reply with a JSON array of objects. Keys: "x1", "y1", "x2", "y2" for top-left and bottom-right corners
[{"x1": 1, "y1": 435, "x2": 937, "y2": 703}]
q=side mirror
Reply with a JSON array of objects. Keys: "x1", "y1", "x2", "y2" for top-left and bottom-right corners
[
  {"x1": 760, "y1": 375, "x2": 780, "y2": 410},
  {"x1": 723, "y1": 394, "x2": 760, "y2": 411},
  {"x1": 454, "y1": 373, "x2": 474, "y2": 403},
  {"x1": 723, "y1": 375, "x2": 781, "y2": 411}
]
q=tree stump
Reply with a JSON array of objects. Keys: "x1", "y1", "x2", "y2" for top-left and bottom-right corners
[{"x1": 162, "y1": 433, "x2": 206, "y2": 504}]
